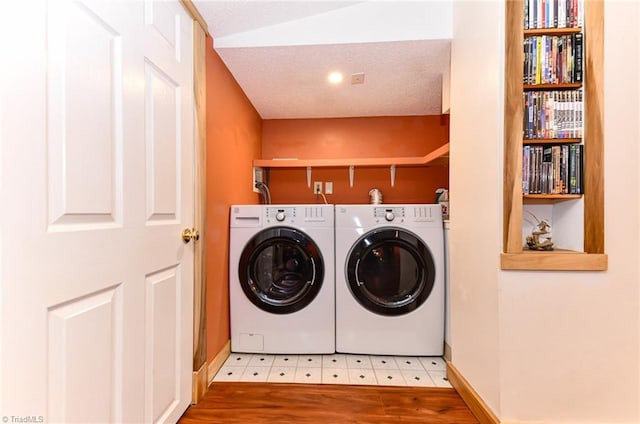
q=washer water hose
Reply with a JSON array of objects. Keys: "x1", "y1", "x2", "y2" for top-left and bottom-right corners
[{"x1": 255, "y1": 181, "x2": 272, "y2": 205}]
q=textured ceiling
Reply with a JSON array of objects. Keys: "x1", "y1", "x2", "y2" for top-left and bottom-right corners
[{"x1": 194, "y1": 1, "x2": 453, "y2": 119}]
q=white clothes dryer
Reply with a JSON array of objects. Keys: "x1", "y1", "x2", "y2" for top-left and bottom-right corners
[
  {"x1": 335, "y1": 204, "x2": 444, "y2": 356},
  {"x1": 229, "y1": 204, "x2": 335, "y2": 353}
]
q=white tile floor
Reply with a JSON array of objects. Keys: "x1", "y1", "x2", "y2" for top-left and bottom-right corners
[{"x1": 214, "y1": 353, "x2": 451, "y2": 388}]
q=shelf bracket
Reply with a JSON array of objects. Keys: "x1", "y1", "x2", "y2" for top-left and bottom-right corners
[
  {"x1": 390, "y1": 165, "x2": 396, "y2": 187},
  {"x1": 349, "y1": 166, "x2": 354, "y2": 188},
  {"x1": 306, "y1": 166, "x2": 312, "y2": 188}
]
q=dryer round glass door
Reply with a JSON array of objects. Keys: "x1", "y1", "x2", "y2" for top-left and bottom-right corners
[
  {"x1": 238, "y1": 227, "x2": 324, "y2": 314},
  {"x1": 346, "y1": 228, "x2": 435, "y2": 316}
]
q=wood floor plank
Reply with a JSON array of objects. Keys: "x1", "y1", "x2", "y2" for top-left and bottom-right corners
[{"x1": 179, "y1": 382, "x2": 479, "y2": 424}]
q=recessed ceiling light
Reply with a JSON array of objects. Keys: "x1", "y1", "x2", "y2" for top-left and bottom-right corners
[{"x1": 327, "y1": 71, "x2": 343, "y2": 84}]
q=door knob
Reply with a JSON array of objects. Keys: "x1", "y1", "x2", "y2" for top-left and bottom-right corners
[{"x1": 182, "y1": 228, "x2": 199, "y2": 243}]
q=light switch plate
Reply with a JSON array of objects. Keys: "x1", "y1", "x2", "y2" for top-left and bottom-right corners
[{"x1": 325, "y1": 182, "x2": 333, "y2": 194}]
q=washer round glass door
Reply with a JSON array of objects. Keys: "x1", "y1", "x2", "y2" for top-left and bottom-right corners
[
  {"x1": 238, "y1": 227, "x2": 324, "y2": 314},
  {"x1": 346, "y1": 228, "x2": 435, "y2": 316}
]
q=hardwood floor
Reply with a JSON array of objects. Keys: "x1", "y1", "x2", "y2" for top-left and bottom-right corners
[{"x1": 179, "y1": 382, "x2": 479, "y2": 423}]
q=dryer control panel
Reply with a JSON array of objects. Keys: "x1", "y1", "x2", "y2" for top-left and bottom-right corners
[
  {"x1": 410, "y1": 206, "x2": 438, "y2": 222},
  {"x1": 374, "y1": 207, "x2": 405, "y2": 223},
  {"x1": 371, "y1": 205, "x2": 440, "y2": 225}
]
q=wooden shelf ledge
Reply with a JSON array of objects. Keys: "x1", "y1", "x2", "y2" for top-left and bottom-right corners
[
  {"x1": 524, "y1": 27, "x2": 582, "y2": 36},
  {"x1": 253, "y1": 143, "x2": 449, "y2": 169},
  {"x1": 523, "y1": 194, "x2": 582, "y2": 204},
  {"x1": 523, "y1": 138, "x2": 582, "y2": 145},
  {"x1": 501, "y1": 251, "x2": 608, "y2": 271},
  {"x1": 523, "y1": 83, "x2": 582, "y2": 90}
]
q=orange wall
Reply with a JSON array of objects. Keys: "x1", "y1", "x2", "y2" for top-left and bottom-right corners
[
  {"x1": 262, "y1": 116, "x2": 449, "y2": 204},
  {"x1": 205, "y1": 36, "x2": 262, "y2": 363}
]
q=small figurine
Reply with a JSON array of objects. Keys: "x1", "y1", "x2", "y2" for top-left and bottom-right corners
[{"x1": 525, "y1": 212, "x2": 554, "y2": 251}]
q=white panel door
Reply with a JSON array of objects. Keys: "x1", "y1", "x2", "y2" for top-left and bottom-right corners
[{"x1": 0, "y1": 1, "x2": 194, "y2": 423}]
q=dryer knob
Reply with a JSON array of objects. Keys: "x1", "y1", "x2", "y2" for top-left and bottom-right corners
[
  {"x1": 385, "y1": 211, "x2": 395, "y2": 222},
  {"x1": 275, "y1": 211, "x2": 286, "y2": 222}
]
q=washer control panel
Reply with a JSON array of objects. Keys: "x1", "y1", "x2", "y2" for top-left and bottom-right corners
[
  {"x1": 263, "y1": 206, "x2": 333, "y2": 226},
  {"x1": 265, "y1": 207, "x2": 296, "y2": 224}
]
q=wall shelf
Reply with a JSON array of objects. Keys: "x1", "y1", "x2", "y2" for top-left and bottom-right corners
[
  {"x1": 523, "y1": 83, "x2": 582, "y2": 91},
  {"x1": 523, "y1": 194, "x2": 582, "y2": 203},
  {"x1": 524, "y1": 27, "x2": 582, "y2": 36},
  {"x1": 523, "y1": 138, "x2": 582, "y2": 145},
  {"x1": 253, "y1": 143, "x2": 449, "y2": 169},
  {"x1": 253, "y1": 143, "x2": 449, "y2": 188},
  {"x1": 501, "y1": 251, "x2": 607, "y2": 271}
]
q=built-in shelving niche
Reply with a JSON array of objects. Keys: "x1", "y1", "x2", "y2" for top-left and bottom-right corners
[{"x1": 501, "y1": 0, "x2": 607, "y2": 271}]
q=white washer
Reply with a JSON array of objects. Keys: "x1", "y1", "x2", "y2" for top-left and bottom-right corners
[
  {"x1": 335, "y1": 204, "x2": 444, "y2": 356},
  {"x1": 229, "y1": 204, "x2": 335, "y2": 353}
]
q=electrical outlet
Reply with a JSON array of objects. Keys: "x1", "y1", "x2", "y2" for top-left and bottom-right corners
[
  {"x1": 313, "y1": 181, "x2": 322, "y2": 194},
  {"x1": 325, "y1": 182, "x2": 333, "y2": 194}
]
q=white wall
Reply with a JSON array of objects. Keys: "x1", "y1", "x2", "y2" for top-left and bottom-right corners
[
  {"x1": 450, "y1": 1, "x2": 640, "y2": 423},
  {"x1": 638, "y1": 1, "x2": 640, "y2": 417},
  {"x1": 449, "y1": 0, "x2": 504, "y2": 416}
]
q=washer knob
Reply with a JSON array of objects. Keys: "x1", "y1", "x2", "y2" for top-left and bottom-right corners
[
  {"x1": 385, "y1": 211, "x2": 395, "y2": 222},
  {"x1": 275, "y1": 211, "x2": 286, "y2": 222}
]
